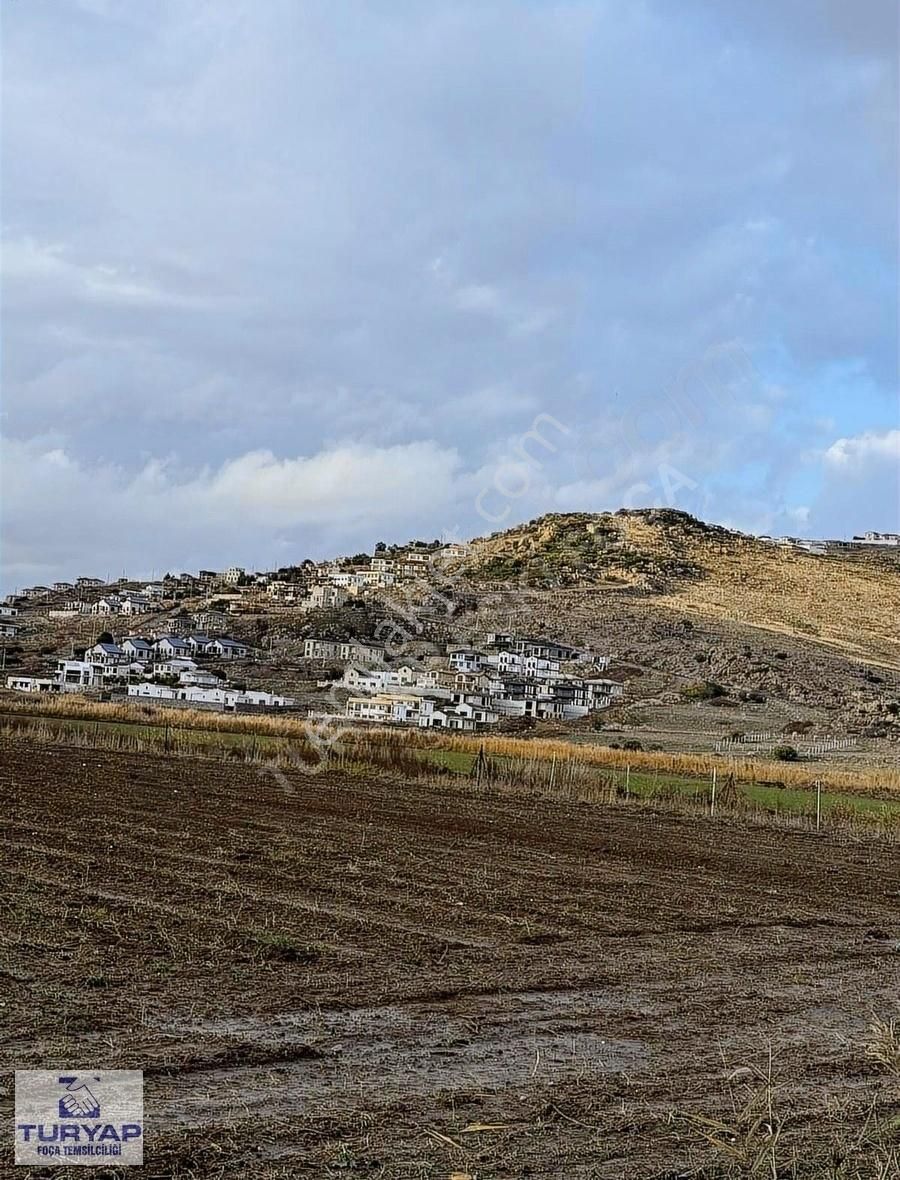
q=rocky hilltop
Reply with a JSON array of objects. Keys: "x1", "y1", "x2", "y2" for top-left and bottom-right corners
[{"x1": 458, "y1": 509, "x2": 900, "y2": 671}]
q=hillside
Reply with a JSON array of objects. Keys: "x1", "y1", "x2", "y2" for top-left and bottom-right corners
[{"x1": 461, "y1": 509, "x2": 900, "y2": 671}]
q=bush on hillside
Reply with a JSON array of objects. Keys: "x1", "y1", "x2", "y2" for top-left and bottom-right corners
[
  {"x1": 772, "y1": 745, "x2": 800, "y2": 762},
  {"x1": 680, "y1": 680, "x2": 726, "y2": 701}
]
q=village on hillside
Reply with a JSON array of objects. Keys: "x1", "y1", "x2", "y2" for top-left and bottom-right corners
[
  {"x1": 1, "y1": 543, "x2": 623, "y2": 730},
  {"x1": 4, "y1": 518, "x2": 899, "y2": 743}
]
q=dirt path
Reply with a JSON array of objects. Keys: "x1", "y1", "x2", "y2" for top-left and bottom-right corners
[{"x1": 1, "y1": 738, "x2": 898, "y2": 1177}]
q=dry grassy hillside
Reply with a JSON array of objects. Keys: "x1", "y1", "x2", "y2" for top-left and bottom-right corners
[{"x1": 462, "y1": 510, "x2": 900, "y2": 670}]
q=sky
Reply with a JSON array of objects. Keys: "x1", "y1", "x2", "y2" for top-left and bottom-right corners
[{"x1": 2, "y1": 0, "x2": 898, "y2": 590}]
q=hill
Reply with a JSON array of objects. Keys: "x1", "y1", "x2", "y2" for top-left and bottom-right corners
[{"x1": 461, "y1": 509, "x2": 900, "y2": 671}]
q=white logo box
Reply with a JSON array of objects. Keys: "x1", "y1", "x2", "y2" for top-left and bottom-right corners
[{"x1": 14, "y1": 1070, "x2": 143, "y2": 1166}]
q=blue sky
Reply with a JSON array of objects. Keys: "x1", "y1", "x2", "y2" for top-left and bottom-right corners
[{"x1": 2, "y1": 0, "x2": 898, "y2": 589}]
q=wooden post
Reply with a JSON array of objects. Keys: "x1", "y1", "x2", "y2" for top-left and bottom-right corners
[
  {"x1": 710, "y1": 767, "x2": 717, "y2": 816},
  {"x1": 549, "y1": 754, "x2": 556, "y2": 791},
  {"x1": 625, "y1": 764, "x2": 630, "y2": 799},
  {"x1": 815, "y1": 779, "x2": 822, "y2": 831}
]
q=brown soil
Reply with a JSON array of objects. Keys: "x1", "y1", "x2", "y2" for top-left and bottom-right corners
[{"x1": 1, "y1": 737, "x2": 898, "y2": 1178}]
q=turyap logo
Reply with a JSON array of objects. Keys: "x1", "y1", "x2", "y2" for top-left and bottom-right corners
[
  {"x1": 14, "y1": 1069, "x2": 143, "y2": 1166},
  {"x1": 58, "y1": 1076, "x2": 102, "y2": 1119}
]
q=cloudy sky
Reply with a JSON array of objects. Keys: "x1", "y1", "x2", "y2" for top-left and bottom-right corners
[{"x1": 2, "y1": 0, "x2": 897, "y2": 589}]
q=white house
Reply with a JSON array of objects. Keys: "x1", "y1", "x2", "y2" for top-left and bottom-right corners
[
  {"x1": 85, "y1": 641, "x2": 128, "y2": 666},
  {"x1": 447, "y1": 647, "x2": 489, "y2": 674},
  {"x1": 487, "y1": 650, "x2": 562, "y2": 679},
  {"x1": 121, "y1": 637, "x2": 154, "y2": 662},
  {"x1": 207, "y1": 638, "x2": 249, "y2": 659},
  {"x1": 436, "y1": 543, "x2": 469, "y2": 560},
  {"x1": 222, "y1": 567, "x2": 245, "y2": 584},
  {"x1": 91, "y1": 595, "x2": 121, "y2": 615},
  {"x1": 120, "y1": 594, "x2": 152, "y2": 616},
  {"x1": 186, "y1": 633, "x2": 213, "y2": 654},
  {"x1": 0, "y1": 605, "x2": 18, "y2": 617},
  {"x1": 304, "y1": 585, "x2": 348, "y2": 610},
  {"x1": 155, "y1": 635, "x2": 192, "y2": 658},
  {"x1": 0, "y1": 621, "x2": 20, "y2": 638},
  {"x1": 56, "y1": 659, "x2": 98, "y2": 690},
  {"x1": 345, "y1": 694, "x2": 424, "y2": 724},
  {"x1": 179, "y1": 668, "x2": 221, "y2": 687},
  {"x1": 267, "y1": 581, "x2": 299, "y2": 601},
  {"x1": 6, "y1": 675, "x2": 61, "y2": 693},
  {"x1": 344, "y1": 693, "x2": 490, "y2": 730},
  {"x1": 303, "y1": 639, "x2": 383, "y2": 664},
  {"x1": 127, "y1": 683, "x2": 293, "y2": 709},
  {"x1": 341, "y1": 665, "x2": 443, "y2": 695},
  {"x1": 153, "y1": 657, "x2": 199, "y2": 677},
  {"x1": 195, "y1": 609, "x2": 228, "y2": 632}
]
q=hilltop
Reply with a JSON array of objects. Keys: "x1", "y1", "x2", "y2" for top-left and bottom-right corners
[{"x1": 459, "y1": 509, "x2": 900, "y2": 671}]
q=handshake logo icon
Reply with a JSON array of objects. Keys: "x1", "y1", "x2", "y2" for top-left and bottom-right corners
[{"x1": 58, "y1": 1077, "x2": 102, "y2": 1120}]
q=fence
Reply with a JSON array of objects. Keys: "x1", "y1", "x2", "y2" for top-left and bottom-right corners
[{"x1": 716, "y1": 734, "x2": 859, "y2": 758}]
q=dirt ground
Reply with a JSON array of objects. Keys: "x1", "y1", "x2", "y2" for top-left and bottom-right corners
[{"x1": 1, "y1": 737, "x2": 898, "y2": 1178}]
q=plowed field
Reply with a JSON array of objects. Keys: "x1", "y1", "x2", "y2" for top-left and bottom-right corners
[{"x1": 1, "y1": 738, "x2": 898, "y2": 1177}]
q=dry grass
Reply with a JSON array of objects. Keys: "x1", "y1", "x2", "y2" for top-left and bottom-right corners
[
  {"x1": 413, "y1": 731, "x2": 900, "y2": 797},
  {"x1": 866, "y1": 1014, "x2": 900, "y2": 1077},
  {"x1": 677, "y1": 1036, "x2": 900, "y2": 1178},
  {"x1": 466, "y1": 510, "x2": 900, "y2": 668},
  {"x1": 3, "y1": 692, "x2": 899, "y2": 797}
]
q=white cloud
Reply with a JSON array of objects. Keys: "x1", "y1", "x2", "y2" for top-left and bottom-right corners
[
  {"x1": 823, "y1": 428, "x2": 900, "y2": 468},
  {"x1": 806, "y1": 427, "x2": 900, "y2": 537},
  {"x1": 0, "y1": 437, "x2": 463, "y2": 587},
  {"x1": 2, "y1": 237, "x2": 224, "y2": 312}
]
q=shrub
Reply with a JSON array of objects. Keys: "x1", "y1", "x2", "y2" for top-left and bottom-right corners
[
  {"x1": 772, "y1": 745, "x2": 800, "y2": 762},
  {"x1": 622, "y1": 739, "x2": 643, "y2": 751},
  {"x1": 680, "y1": 680, "x2": 725, "y2": 701}
]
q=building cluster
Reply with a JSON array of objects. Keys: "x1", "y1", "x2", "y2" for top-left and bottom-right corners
[
  {"x1": 4, "y1": 631, "x2": 293, "y2": 711},
  {"x1": 306, "y1": 631, "x2": 623, "y2": 732},
  {"x1": 267, "y1": 543, "x2": 470, "y2": 605},
  {"x1": 8, "y1": 543, "x2": 470, "y2": 617},
  {"x1": 761, "y1": 531, "x2": 900, "y2": 555}
]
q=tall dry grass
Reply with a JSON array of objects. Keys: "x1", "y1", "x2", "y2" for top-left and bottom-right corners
[
  {"x1": 410, "y1": 730, "x2": 900, "y2": 797},
  {"x1": 4, "y1": 711, "x2": 899, "y2": 837},
  {"x1": 2, "y1": 692, "x2": 898, "y2": 797}
]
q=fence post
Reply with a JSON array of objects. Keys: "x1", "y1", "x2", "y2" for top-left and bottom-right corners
[
  {"x1": 710, "y1": 767, "x2": 717, "y2": 816},
  {"x1": 548, "y1": 754, "x2": 556, "y2": 791},
  {"x1": 625, "y1": 764, "x2": 630, "y2": 799},
  {"x1": 815, "y1": 779, "x2": 822, "y2": 831}
]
